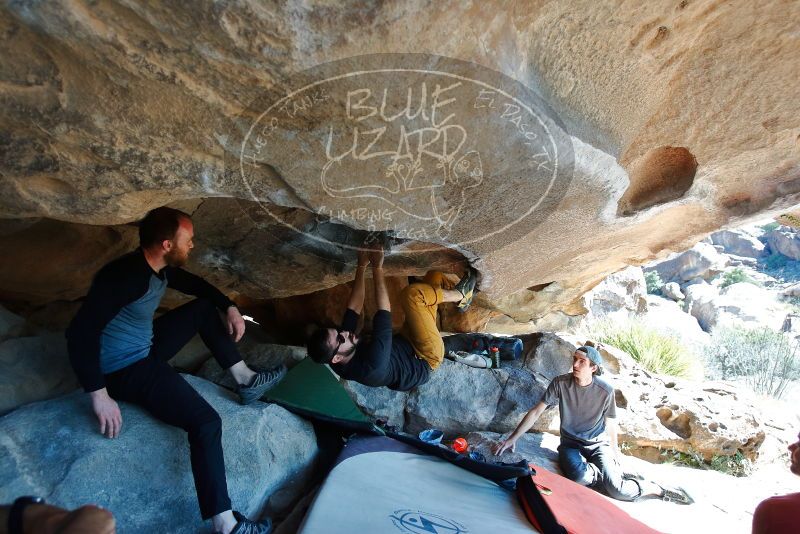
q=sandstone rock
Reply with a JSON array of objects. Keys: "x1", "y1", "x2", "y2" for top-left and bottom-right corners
[
  {"x1": 662, "y1": 282, "x2": 684, "y2": 301},
  {"x1": 0, "y1": 375, "x2": 318, "y2": 533},
  {"x1": 595, "y1": 345, "x2": 766, "y2": 463},
  {"x1": 686, "y1": 282, "x2": 790, "y2": 333},
  {"x1": 0, "y1": 305, "x2": 26, "y2": 341},
  {"x1": 782, "y1": 283, "x2": 800, "y2": 298},
  {"x1": 1, "y1": 2, "x2": 799, "y2": 329},
  {"x1": 646, "y1": 242, "x2": 728, "y2": 284},
  {"x1": 582, "y1": 266, "x2": 647, "y2": 322},
  {"x1": 642, "y1": 295, "x2": 710, "y2": 351},
  {"x1": 0, "y1": 219, "x2": 138, "y2": 305},
  {"x1": 0, "y1": 333, "x2": 78, "y2": 415},
  {"x1": 765, "y1": 227, "x2": 800, "y2": 260}
]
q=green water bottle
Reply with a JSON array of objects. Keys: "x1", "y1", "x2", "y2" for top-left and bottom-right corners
[{"x1": 490, "y1": 346, "x2": 500, "y2": 369}]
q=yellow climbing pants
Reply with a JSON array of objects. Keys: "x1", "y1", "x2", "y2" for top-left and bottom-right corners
[{"x1": 400, "y1": 271, "x2": 453, "y2": 370}]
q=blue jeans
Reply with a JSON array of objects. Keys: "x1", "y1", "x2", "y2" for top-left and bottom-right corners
[{"x1": 558, "y1": 439, "x2": 642, "y2": 502}]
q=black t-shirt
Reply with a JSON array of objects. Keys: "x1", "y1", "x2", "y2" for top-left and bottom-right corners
[{"x1": 330, "y1": 308, "x2": 430, "y2": 391}]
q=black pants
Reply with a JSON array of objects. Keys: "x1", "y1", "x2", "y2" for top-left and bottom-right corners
[{"x1": 105, "y1": 298, "x2": 242, "y2": 519}]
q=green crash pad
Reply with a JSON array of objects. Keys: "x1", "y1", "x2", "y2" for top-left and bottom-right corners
[{"x1": 263, "y1": 358, "x2": 381, "y2": 433}]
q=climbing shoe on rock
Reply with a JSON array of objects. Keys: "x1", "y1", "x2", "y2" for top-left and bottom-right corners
[
  {"x1": 237, "y1": 365, "x2": 287, "y2": 405},
  {"x1": 454, "y1": 268, "x2": 477, "y2": 313},
  {"x1": 230, "y1": 511, "x2": 272, "y2": 534}
]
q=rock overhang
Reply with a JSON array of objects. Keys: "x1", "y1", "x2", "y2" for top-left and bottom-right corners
[{"x1": 1, "y1": 1, "x2": 799, "y2": 322}]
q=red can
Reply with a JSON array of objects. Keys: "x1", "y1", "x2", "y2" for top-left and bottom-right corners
[{"x1": 452, "y1": 437, "x2": 468, "y2": 453}]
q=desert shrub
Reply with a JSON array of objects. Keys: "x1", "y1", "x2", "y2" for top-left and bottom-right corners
[
  {"x1": 709, "y1": 451, "x2": 754, "y2": 477},
  {"x1": 760, "y1": 221, "x2": 780, "y2": 233},
  {"x1": 644, "y1": 270, "x2": 663, "y2": 295},
  {"x1": 593, "y1": 321, "x2": 694, "y2": 378},
  {"x1": 720, "y1": 267, "x2": 761, "y2": 289},
  {"x1": 764, "y1": 252, "x2": 788, "y2": 270},
  {"x1": 708, "y1": 327, "x2": 800, "y2": 399},
  {"x1": 661, "y1": 448, "x2": 753, "y2": 477}
]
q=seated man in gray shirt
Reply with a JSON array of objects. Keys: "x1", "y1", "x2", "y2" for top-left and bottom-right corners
[{"x1": 494, "y1": 346, "x2": 692, "y2": 504}]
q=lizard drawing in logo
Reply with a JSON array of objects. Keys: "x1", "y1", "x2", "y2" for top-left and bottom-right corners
[{"x1": 320, "y1": 124, "x2": 484, "y2": 240}]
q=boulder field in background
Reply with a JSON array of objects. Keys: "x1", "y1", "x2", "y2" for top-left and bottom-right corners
[{"x1": 0, "y1": 375, "x2": 319, "y2": 533}]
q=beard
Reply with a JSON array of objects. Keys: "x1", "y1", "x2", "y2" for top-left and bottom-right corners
[{"x1": 165, "y1": 247, "x2": 189, "y2": 267}]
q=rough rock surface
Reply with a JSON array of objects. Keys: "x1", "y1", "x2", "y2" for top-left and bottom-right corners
[
  {"x1": 765, "y1": 227, "x2": 800, "y2": 260},
  {"x1": 1, "y1": 1, "x2": 799, "y2": 327},
  {"x1": 686, "y1": 281, "x2": 789, "y2": 332},
  {"x1": 661, "y1": 282, "x2": 684, "y2": 301},
  {"x1": 0, "y1": 375, "x2": 319, "y2": 533},
  {"x1": 646, "y1": 242, "x2": 728, "y2": 284},
  {"x1": 641, "y1": 294, "x2": 709, "y2": 350},
  {"x1": 709, "y1": 229, "x2": 766, "y2": 259},
  {"x1": 0, "y1": 329, "x2": 78, "y2": 416},
  {"x1": 581, "y1": 266, "x2": 647, "y2": 323}
]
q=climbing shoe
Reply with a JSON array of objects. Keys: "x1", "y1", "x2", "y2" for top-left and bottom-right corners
[
  {"x1": 454, "y1": 268, "x2": 477, "y2": 313},
  {"x1": 237, "y1": 365, "x2": 287, "y2": 405},
  {"x1": 230, "y1": 511, "x2": 273, "y2": 534},
  {"x1": 658, "y1": 484, "x2": 694, "y2": 505}
]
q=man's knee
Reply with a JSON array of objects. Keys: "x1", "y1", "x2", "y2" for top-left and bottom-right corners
[{"x1": 559, "y1": 449, "x2": 593, "y2": 486}]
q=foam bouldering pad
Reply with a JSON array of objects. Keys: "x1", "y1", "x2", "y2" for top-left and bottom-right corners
[{"x1": 517, "y1": 464, "x2": 663, "y2": 534}]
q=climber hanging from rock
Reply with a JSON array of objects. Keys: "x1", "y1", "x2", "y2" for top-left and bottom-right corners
[{"x1": 306, "y1": 241, "x2": 477, "y2": 391}]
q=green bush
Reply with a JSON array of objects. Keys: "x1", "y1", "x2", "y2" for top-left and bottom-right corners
[
  {"x1": 593, "y1": 321, "x2": 695, "y2": 378},
  {"x1": 760, "y1": 221, "x2": 780, "y2": 233},
  {"x1": 708, "y1": 327, "x2": 800, "y2": 399},
  {"x1": 660, "y1": 448, "x2": 753, "y2": 477},
  {"x1": 644, "y1": 271, "x2": 663, "y2": 294},
  {"x1": 720, "y1": 267, "x2": 761, "y2": 289},
  {"x1": 764, "y1": 252, "x2": 788, "y2": 270}
]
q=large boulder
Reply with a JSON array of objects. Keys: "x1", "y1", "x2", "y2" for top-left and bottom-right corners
[
  {"x1": 709, "y1": 229, "x2": 766, "y2": 259},
  {"x1": 641, "y1": 295, "x2": 710, "y2": 351},
  {"x1": 1, "y1": 2, "x2": 799, "y2": 330},
  {"x1": 581, "y1": 266, "x2": 648, "y2": 323},
  {"x1": 661, "y1": 282, "x2": 684, "y2": 301},
  {"x1": 0, "y1": 332, "x2": 78, "y2": 415},
  {"x1": 765, "y1": 227, "x2": 800, "y2": 260},
  {"x1": 686, "y1": 281, "x2": 789, "y2": 332},
  {"x1": 0, "y1": 375, "x2": 319, "y2": 533},
  {"x1": 646, "y1": 242, "x2": 728, "y2": 284}
]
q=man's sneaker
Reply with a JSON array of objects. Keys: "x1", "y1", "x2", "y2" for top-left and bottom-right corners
[
  {"x1": 230, "y1": 511, "x2": 272, "y2": 534},
  {"x1": 237, "y1": 365, "x2": 287, "y2": 405},
  {"x1": 454, "y1": 268, "x2": 478, "y2": 313},
  {"x1": 658, "y1": 484, "x2": 694, "y2": 505}
]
